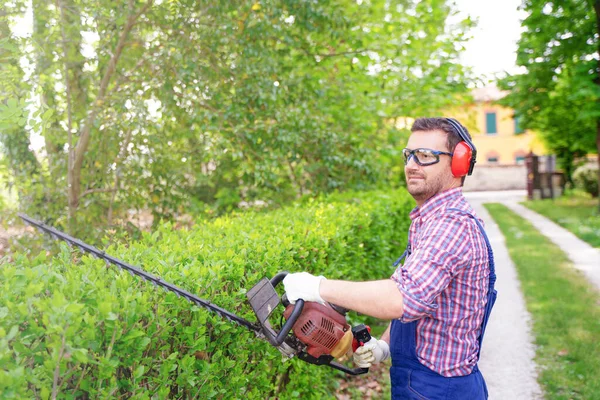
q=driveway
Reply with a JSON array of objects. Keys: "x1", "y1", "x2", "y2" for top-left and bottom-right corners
[{"x1": 464, "y1": 190, "x2": 544, "y2": 400}]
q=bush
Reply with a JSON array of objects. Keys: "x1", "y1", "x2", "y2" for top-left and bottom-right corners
[
  {"x1": 573, "y1": 163, "x2": 599, "y2": 198},
  {"x1": 0, "y1": 189, "x2": 414, "y2": 399}
]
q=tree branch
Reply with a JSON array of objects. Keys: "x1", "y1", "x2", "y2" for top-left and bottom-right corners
[
  {"x1": 56, "y1": 0, "x2": 76, "y2": 229},
  {"x1": 315, "y1": 48, "x2": 377, "y2": 58},
  {"x1": 51, "y1": 323, "x2": 69, "y2": 400},
  {"x1": 107, "y1": 129, "x2": 134, "y2": 224},
  {"x1": 70, "y1": 0, "x2": 153, "y2": 207},
  {"x1": 81, "y1": 187, "x2": 118, "y2": 198}
]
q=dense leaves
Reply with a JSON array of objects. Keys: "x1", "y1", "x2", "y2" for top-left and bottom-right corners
[
  {"x1": 1, "y1": 0, "x2": 472, "y2": 235},
  {"x1": 498, "y1": 0, "x2": 600, "y2": 186},
  {"x1": 0, "y1": 188, "x2": 414, "y2": 399}
]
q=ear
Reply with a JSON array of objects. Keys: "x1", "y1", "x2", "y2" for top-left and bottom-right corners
[{"x1": 451, "y1": 142, "x2": 472, "y2": 178}]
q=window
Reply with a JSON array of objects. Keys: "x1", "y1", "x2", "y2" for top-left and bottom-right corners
[
  {"x1": 514, "y1": 115, "x2": 524, "y2": 134},
  {"x1": 514, "y1": 150, "x2": 527, "y2": 165},
  {"x1": 485, "y1": 112, "x2": 497, "y2": 134},
  {"x1": 487, "y1": 157, "x2": 499, "y2": 164}
]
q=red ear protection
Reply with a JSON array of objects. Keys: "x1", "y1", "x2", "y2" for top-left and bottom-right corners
[
  {"x1": 445, "y1": 118, "x2": 477, "y2": 178},
  {"x1": 451, "y1": 141, "x2": 473, "y2": 178}
]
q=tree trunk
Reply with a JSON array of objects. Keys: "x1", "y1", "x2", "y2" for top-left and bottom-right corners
[
  {"x1": 66, "y1": 0, "x2": 153, "y2": 228},
  {"x1": 0, "y1": 8, "x2": 41, "y2": 201},
  {"x1": 594, "y1": 0, "x2": 600, "y2": 210},
  {"x1": 33, "y1": 0, "x2": 62, "y2": 176}
]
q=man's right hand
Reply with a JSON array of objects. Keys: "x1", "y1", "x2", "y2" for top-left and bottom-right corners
[{"x1": 353, "y1": 337, "x2": 390, "y2": 368}]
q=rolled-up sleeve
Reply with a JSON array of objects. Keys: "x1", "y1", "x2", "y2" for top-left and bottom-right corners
[{"x1": 391, "y1": 214, "x2": 473, "y2": 322}]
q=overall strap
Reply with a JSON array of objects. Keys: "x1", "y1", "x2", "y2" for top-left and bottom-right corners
[
  {"x1": 392, "y1": 242, "x2": 411, "y2": 268},
  {"x1": 448, "y1": 208, "x2": 497, "y2": 360}
]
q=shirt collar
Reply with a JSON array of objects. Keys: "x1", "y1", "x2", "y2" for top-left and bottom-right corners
[{"x1": 409, "y1": 187, "x2": 463, "y2": 221}]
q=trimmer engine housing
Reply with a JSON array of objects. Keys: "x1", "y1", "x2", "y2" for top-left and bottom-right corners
[
  {"x1": 283, "y1": 302, "x2": 349, "y2": 358},
  {"x1": 246, "y1": 272, "x2": 369, "y2": 375}
]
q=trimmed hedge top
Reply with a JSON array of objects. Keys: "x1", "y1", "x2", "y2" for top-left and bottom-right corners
[{"x1": 1, "y1": 189, "x2": 414, "y2": 399}]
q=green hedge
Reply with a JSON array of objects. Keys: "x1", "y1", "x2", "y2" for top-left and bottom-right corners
[{"x1": 0, "y1": 189, "x2": 414, "y2": 399}]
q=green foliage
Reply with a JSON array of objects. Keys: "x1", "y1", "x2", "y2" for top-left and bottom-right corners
[
  {"x1": 0, "y1": 188, "x2": 414, "y2": 399},
  {"x1": 572, "y1": 163, "x2": 599, "y2": 198},
  {"x1": 0, "y1": 0, "x2": 472, "y2": 235},
  {"x1": 485, "y1": 203, "x2": 600, "y2": 399},
  {"x1": 497, "y1": 0, "x2": 599, "y2": 185}
]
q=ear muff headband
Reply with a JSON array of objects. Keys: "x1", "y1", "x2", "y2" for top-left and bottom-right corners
[{"x1": 445, "y1": 118, "x2": 477, "y2": 177}]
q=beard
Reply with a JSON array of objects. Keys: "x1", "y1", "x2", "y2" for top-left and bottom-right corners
[{"x1": 406, "y1": 172, "x2": 447, "y2": 203}]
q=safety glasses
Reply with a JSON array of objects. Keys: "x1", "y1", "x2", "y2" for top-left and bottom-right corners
[{"x1": 402, "y1": 148, "x2": 454, "y2": 166}]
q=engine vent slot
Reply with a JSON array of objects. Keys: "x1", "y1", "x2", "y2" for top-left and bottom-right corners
[
  {"x1": 300, "y1": 320, "x2": 317, "y2": 337},
  {"x1": 321, "y1": 317, "x2": 335, "y2": 333}
]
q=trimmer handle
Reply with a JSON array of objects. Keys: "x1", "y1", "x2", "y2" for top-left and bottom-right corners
[
  {"x1": 349, "y1": 324, "x2": 371, "y2": 375},
  {"x1": 246, "y1": 271, "x2": 304, "y2": 348},
  {"x1": 269, "y1": 271, "x2": 304, "y2": 346},
  {"x1": 352, "y1": 324, "x2": 372, "y2": 352}
]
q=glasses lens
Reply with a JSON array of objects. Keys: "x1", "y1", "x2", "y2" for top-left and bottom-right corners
[
  {"x1": 414, "y1": 149, "x2": 439, "y2": 165},
  {"x1": 402, "y1": 148, "x2": 412, "y2": 165}
]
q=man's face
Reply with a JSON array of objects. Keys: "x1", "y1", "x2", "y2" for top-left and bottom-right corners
[{"x1": 404, "y1": 129, "x2": 457, "y2": 205}]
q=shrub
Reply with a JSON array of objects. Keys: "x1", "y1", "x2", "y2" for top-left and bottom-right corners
[
  {"x1": 573, "y1": 163, "x2": 599, "y2": 198},
  {"x1": 0, "y1": 189, "x2": 414, "y2": 399}
]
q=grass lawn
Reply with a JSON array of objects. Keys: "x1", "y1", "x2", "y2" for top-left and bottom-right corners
[
  {"x1": 485, "y1": 203, "x2": 600, "y2": 400},
  {"x1": 523, "y1": 192, "x2": 600, "y2": 248}
]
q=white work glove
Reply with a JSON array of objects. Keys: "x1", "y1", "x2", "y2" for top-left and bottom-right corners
[
  {"x1": 282, "y1": 272, "x2": 326, "y2": 304},
  {"x1": 353, "y1": 337, "x2": 390, "y2": 368}
]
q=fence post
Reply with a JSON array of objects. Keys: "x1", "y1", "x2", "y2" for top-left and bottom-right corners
[{"x1": 525, "y1": 151, "x2": 537, "y2": 200}]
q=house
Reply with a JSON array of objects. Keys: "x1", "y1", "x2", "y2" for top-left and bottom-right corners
[
  {"x1": 458, "y1": 86, "x2": 545, "y2": 164},
  {"x1": 451, "y1": 85, "x2": 546, "y2": 191}
]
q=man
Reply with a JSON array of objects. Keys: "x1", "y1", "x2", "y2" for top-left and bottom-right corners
[{"x1": 283, "y1": 117, "x2": 497, "y2": 399}]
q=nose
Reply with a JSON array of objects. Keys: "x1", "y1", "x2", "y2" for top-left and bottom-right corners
[{"x1": 405, "y1": 153, "x2": 420, "y2": 169}]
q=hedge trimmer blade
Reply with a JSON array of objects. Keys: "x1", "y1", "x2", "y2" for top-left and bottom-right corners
[{"x1": 18, "y1": 213, "x2": 262, "y2": 335}]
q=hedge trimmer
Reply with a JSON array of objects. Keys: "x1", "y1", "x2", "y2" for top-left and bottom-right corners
[{"x1": 19, "y1": 214, "x2": 371, "y2": 375}]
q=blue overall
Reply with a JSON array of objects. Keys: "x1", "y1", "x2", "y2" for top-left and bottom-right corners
[{"x1": 389, "y1": 209, "x2": 497, "y2": 400}]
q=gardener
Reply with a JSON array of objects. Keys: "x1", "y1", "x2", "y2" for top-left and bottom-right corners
[{"x1": 283, "y1": 117, "x2": 497, "y2": 399}]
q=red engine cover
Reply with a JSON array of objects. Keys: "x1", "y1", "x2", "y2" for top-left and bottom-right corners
[{"x1": 283, "y1": 302, "x2": 349, "y2": 358}]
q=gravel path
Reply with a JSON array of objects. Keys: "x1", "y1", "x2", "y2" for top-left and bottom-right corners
[
  {"x1": 501, "y1": 201, "x2": 600, "y2": 292},
  {"x1": 465, "y1": 191, "x2": 544, "y2": 400}
]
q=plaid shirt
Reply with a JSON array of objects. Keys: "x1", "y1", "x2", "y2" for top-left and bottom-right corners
[{"x1": 391, "y1": 187, "x2": 490, "y2": 377}]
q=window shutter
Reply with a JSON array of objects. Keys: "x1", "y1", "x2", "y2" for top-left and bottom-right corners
[{"x1": 486, "y1": 112, "x2": 497, "y2": 134}]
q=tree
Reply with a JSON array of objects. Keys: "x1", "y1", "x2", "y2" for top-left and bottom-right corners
[
  {"x1": 1, "y1": 0, "x2": 474, "y2": 236},
  {"x1": 0, "y1": 1, "x2": 41, "y2": 206},
  {"x1": 498, "y1": 0, "x2": 600, "y2": 199}
]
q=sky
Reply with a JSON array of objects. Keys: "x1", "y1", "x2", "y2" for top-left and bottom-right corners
[{"x1": 452, "y1": 0, "x2": 527, "y2": 84}]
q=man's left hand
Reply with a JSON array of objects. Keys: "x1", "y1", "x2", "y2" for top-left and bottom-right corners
[{"x1": 282, "y1": 272, "x2": 326, "y2": 304}]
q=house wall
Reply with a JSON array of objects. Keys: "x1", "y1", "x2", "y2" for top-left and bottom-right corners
[
  {"x1": 450, "y1": 101, "x2": 546, "y2": 166},
  {"x1": 463, "y1": 164, "x2": 527, "y2": 191}
]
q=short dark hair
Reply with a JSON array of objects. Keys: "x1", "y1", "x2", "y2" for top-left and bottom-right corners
[
  {"x1": 410, "y1": 117, "x2": 472, "y2": 153},
  {"x1": 410, "y1": 117, "x2": 472, "y2": 185}
]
